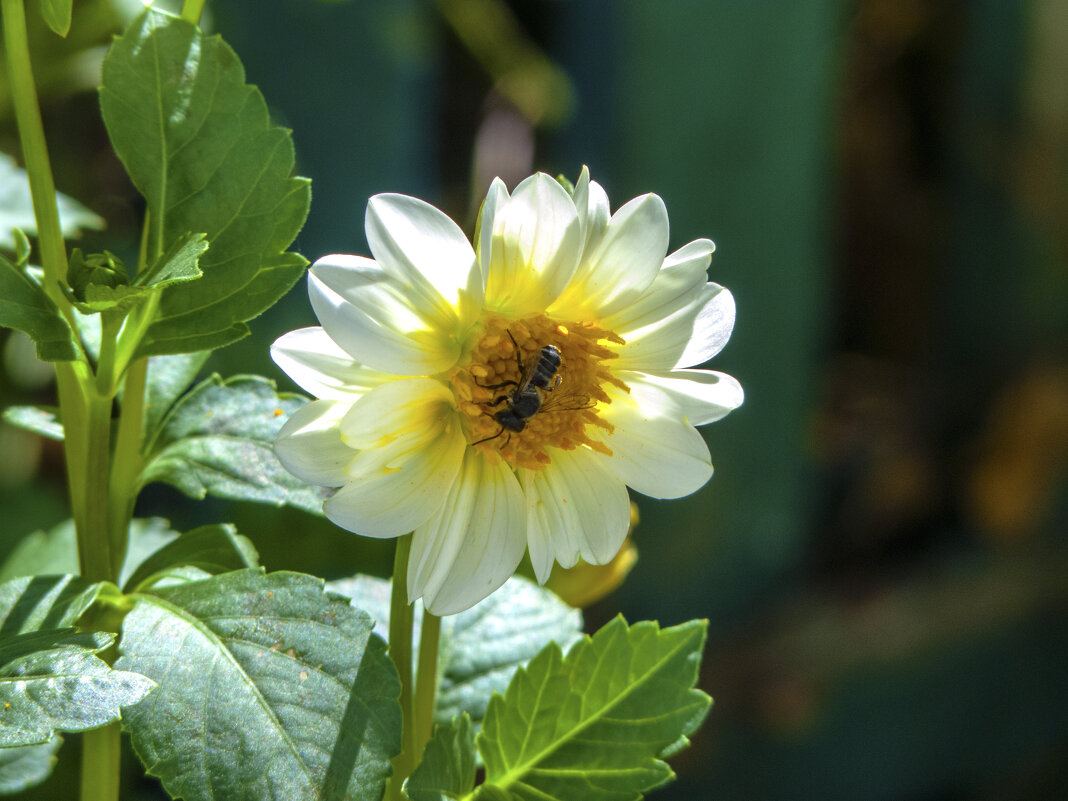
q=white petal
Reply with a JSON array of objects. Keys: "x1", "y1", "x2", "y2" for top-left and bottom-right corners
[
  {"x1": 571, "y1": 166, "x2": 611, "y2": 257},
  {"x1": 483, "y1": 173, "x2": 582, "y2": 316},
  {"x1": 676, "y1": 285, "x2": 736, "y2": 368},
  {"x1": 476, "y1": 177, "x2": 509, "y2": 283},
  {"x1": 274, "y1": 399, "x2": 354, "y2": 487},
  {"x1": 366, "y1": 193, "x2": 483, "y2": 325},
  {"x1": 521, "y1": 447, "x2": 631, "y2": 583},
  {"x1": 620, "y1": 369, "x2": 743, "y2": 426},
  {"x1": 549, "y1": 193, "x2": 669, "y2": 320},
  {"x1": 323, "y1": 378, "x2": 465, "y2": 537},
  {"x1": 270, "y1": 326, "x2": 393, "y2": 400},
  {"x1": 409, "y1": 448, "x2": 526, "y2": 615},
  {"x1": 309, "y1": 255, "x2": 460, "y2": 376},
  {"x1": 594, "y1": 380, "x2": 713, "y2": 499},
  {"x1": 602, "y1": 240, "x2": 734, "y2": 370}
]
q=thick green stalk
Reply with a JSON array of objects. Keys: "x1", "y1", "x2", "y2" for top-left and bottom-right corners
[
  {"x1": 80, "y1": 724, "x2": 121, "y2": 801},
  {"x1": 3, "y1": 5, "x2": 122, "y2": 801},
  {"x1": 1, "y1": 0, "x2": 68, "y2": 295},
  {"x1": 388, "y1": 535, "x2": 416, "y2": 801},
  {"x1": 413, "y1": 610, "x2": 441, "y2": 760},
  {"x1": 78, "y1": 392, "x2": 115, "y2": 582},
  {"x1": 180, "y1": 0, "x2": 207, "y2": 25},
  {"x1": 108, "y1": 358, "x2": 148, "y2": 575}
]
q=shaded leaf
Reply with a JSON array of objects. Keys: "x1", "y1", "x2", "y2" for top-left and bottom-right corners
[
  {"x1": 140, "y1": 374, "x2": 328, "y2": 513},
  {"x1": 118, "y1": 519, "x2": 182, "y2": 589},
  {"x1": 406, "y1": 714, "x2": 477, "y2": 801},
  {"x1": 143, "y1": 350, "x2": 211, "y2": 435},
  {"x1": 99, "y1": 10, "x2": 310, "y2": 357},
  {"x1": 0, "y1": 574, "x2": 101, "y2": 633},
  {"x1": 476, "y1": 617, "x2": 711, "y2": 801},
  {"x1": 1, "y1": 405, "x2": 63, "y2": 442},
  {"x1": 0, "y1": 251, "x2": 76, "y2": 361},
  {"x1": 0, "y1": 735, "x2": 61, "y2": 794},
  {"x1": 0, "y1": 629, "x2": 154, "y2": 747},
  {"x1": 327, "y1": 575, "x2": 582, "y2": 726},
  {"x1": 117, "y1": 569, "x2": 401, "y2": 801},
  {"x1": 0, "y1": 153, "x2": 104, "y2": 248},
  {"x1": 0, "y1": 628, "x2": 96, "y2": 666},
  {"x1": 0, "y1": 518, "x2": 180, "y2": 587},
  {"x1": 122, "y1": 523, "x2": 258, "y2": 592},
  {"x1": 37, "y1": 0, "x2": 72, "y2": 36}
]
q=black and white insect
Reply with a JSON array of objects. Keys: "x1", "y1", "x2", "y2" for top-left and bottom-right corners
[{"x1": 472, "y1": 332, "x2": 590, "y2": 446}]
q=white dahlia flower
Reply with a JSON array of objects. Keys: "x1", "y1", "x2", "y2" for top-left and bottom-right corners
[{"x1": 271, "y1": 168, "x2": 742, "y2": 614}]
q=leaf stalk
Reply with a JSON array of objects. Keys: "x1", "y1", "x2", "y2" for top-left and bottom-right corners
[
  {"x1": 413, "y1": 609, "x2": 441, "y2": 762},
  {"x1": 388, "y1": 534, "x2": 416, "y2": 801}
]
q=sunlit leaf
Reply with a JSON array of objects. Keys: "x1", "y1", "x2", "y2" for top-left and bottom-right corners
[
  {"x1": 99, "y1": 9, "x2": 310, "y2": 357},
  {"x1": 1, "y1": 405, "x2": 63, "y2": 442},
  {"x1": 476, "y1": 617, "x2": 711, "y2": 801},
  {"x1": 0, "y1": 629, "x2": 154, "y2": 747},
  {"x1": 118, "y1": 569, "x2": 401, "y2": 801}
]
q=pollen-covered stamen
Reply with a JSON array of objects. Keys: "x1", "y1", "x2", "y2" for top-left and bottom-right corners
[{"x1": 449, "y1": 314, "x2": 627, "y2": 471}]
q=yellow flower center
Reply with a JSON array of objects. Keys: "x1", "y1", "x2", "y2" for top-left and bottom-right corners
[{"x1": 449, "y1": 315, "x2": 627, "y2": 471}]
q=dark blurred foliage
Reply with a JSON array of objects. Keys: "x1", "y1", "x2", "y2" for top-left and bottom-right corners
[{"x1": 2, "y1": 0, "x2": 1067, "y2": 799}]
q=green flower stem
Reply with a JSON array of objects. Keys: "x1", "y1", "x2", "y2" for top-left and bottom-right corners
[
  {"x1": 108, "y1": 357, "x2": 148, "y2": 573},
  {"x1": 388, "y1": 534, "x2": 416, "y2": 801},
  {"x1": 79, "y1": 392, "x2": 116, "y2": 581},
  {"x1": 80, "y1": 724, "x2": 121, "y2": 801},
  {"x1": 413, "y1": 609, "x2": 441, "y2": 760},
  {"x1": 1, "y1": 0, "x2": 70, "y2": 301},
  {"x1": 180, "y1": 0, "x2": 207, "y2": 25}
]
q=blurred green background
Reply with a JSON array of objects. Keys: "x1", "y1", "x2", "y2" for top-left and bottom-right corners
[{"x1": 2, "y1": 0, "x2": 1067, "y2": 798}]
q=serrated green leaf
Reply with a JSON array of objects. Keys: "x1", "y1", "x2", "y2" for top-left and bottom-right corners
[
  {"x1": 406, "y1": 714, "x2": 477, "y2": 801},
  {"x1": 122, "y1": 523, "x2": 258, "y2": 592},
  {"x1": 0, "y1": 735, "x2": 61, "y2": 794},
  {"x1": 475, "y1": 617, "x2": 711, "y2": 801},
  {"x1": 66, "y1": 248, "x2": 128, "y2": 299},
  {"x1": 140, "y1": 373, "x2": 329, "y2": 513},
  {"x1": 66, "y1": 233, "x2": 207, "y2": 316},
  {"x1": 0, "y1": 154, "x2": 104, "y2": 249},
  {"x1": 0, "y1": 629, "x2": 154, "y2": 746},
  {"x1": 0, "y1": 574, "x2": 101, "y2": 633},
  {"x1": 1, "y1": 405, "x2": 63, "y2": 441},
  {"x1": 327, "y1": 575, "x2": 582, "y2": 726},
  {"x1": 99, "y1": 10, "x2": 310, "y2": 358},
  {"x1": 36, "y1": 0, "x2": 72, "y2": 36},
  {"x1": 136, "y1": 231, "x2": 207, "y2": 289},
  {"x1": 117, "y1": 569, "x2": 401, "y2": 801},
  {"x1": 69, "y1": 282, "x2": 149, "y2": 315},
  {"x1": 0, "y1": 251, "x2": 77, "y2": 361}
]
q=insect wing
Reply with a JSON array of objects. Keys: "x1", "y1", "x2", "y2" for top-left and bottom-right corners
[{"x1": 540, "y1": 389, "x2": 595, "y2": 414}]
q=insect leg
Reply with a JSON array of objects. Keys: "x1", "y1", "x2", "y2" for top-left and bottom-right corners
[{"x1": 472, "y1": 426, "x2": 506, "y2": 445}]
